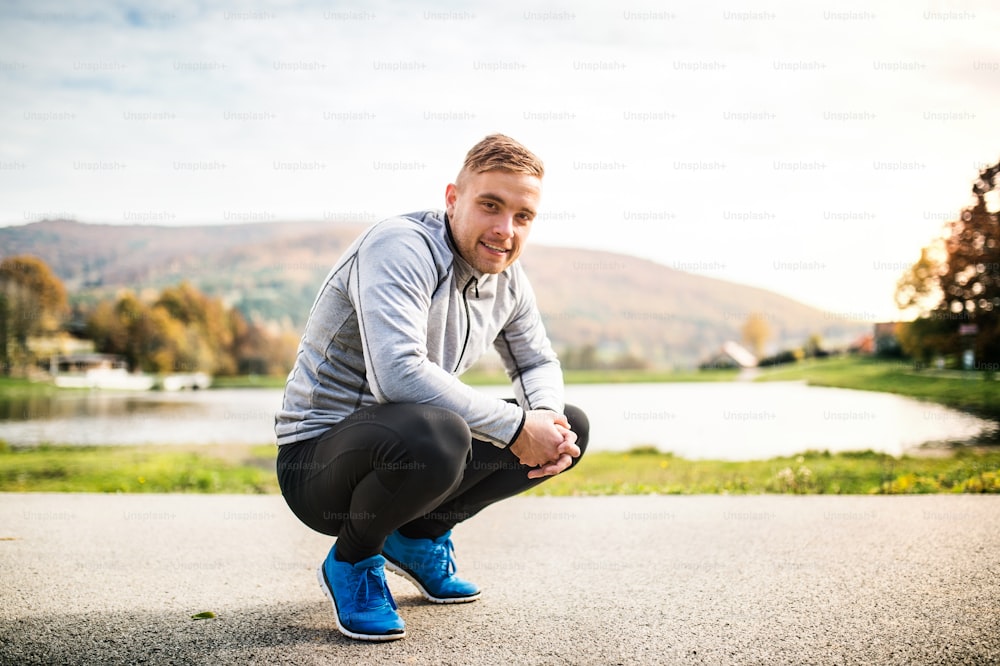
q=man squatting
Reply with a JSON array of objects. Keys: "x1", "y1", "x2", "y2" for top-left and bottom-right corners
[{"x1": 275, "y1": 134, "x2": 590, "y2": 641}]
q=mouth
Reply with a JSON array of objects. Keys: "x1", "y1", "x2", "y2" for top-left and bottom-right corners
[{"x1": 480, "y1": 241, "x2": 510, "y2": 256}]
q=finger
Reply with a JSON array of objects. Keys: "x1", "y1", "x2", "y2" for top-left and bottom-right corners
[
  {"x1": 528, "y1": 459, "x2": 560, "y2": 479},
  {"x1": 557, "y1": 439, "x2": 581, "y2": 458},
  {"x1": 552, "y1": 424, "x2": 575, "y2": 448},
  {"x1": 532, "y1": 454, "x2": 572, "y2": 478},
  {"x1": 531, "y1": 465, "x2": 560, "y2": 479},
  {"x1": 549, "y1": 454, "x2": 573, "y2": 475}
]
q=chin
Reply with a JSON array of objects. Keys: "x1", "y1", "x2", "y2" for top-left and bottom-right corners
[
  {"x1": 474, "y1": 252, "x2": 513, "y2": 274},
  {"x1": 483, "y1": 259, "x2": 511, "y2": 274}
]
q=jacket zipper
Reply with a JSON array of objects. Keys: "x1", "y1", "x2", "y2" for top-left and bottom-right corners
[{"x1": 453, "y1": 276, "x2": 477, "y2": 373}]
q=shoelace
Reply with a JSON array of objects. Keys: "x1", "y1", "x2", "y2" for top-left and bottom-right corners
[
  {"x1": 426, "y1": 538, "x2": 458, "y2": 579},
  {"x1": 354, "y1": 564, "x2": 398, "y2": 610}
]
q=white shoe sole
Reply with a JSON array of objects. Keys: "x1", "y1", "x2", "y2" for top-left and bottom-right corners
[
  {"x1": 383, "y1": 559, "x2": 481, "y2": 604},
  {"x1": 316, "y1": 564, "x2": 406, "y2": 641}
]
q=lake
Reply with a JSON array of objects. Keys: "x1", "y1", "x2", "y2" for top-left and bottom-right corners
[{"x1": 1, "y1": 382, "x2": 994, "y2": 460}]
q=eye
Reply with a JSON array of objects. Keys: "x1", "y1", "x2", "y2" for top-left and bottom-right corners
[{"x1": 481, "y1": 201, "x2": 498, "y2": 211}]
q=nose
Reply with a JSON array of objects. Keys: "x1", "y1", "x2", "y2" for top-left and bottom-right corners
[{"x1": 493, "y1": 215, "x2": 514, "y2": 238}]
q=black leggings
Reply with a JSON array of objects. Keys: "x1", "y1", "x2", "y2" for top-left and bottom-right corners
[{"x1": 277, "y1": 402, "x2": 589, "y2": 563}]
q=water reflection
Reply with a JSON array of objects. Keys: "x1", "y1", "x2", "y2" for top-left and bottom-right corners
[
  {"x1": 0, "y1": 383, "x2": 994, "y2": 460},
  {"x1": 561, "y1": 382, "x2": 997, "y2": 459},
  {"x1": 0, "y1": 392, "x2": 193, "y2": 421},
  {"x1": 0, "y1": 389, "x2": 278, "y2": 447}
]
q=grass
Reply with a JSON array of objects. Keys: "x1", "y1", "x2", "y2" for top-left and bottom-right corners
[
  {"x1": 460, "y1": 367, "x2": 742, "y2": 385},
  {"x1": 172, "y1": 369, "x2": 740, "y2": 388},
  {"x1": 755, "y1": 355, "x2": 1000, "y2": 420},
  {"x1": 524, "y1": 446, "x2": 1000, "y2": 496},
  {"x1": 0, "y1": 376, "x2": 58, "y2": 397},
  {"x1": 0, "y1": 442, "x2": 278, "y2": 493},
  {"x1": 2, "y1": 441, "x2": 999, "y2": 495},
  {"x1": 204, "y1": 375, "x2": 288, "y2": 389}
]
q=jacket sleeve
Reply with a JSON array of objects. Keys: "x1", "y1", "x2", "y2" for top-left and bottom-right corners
[
  {"x1": 352, "y1": 223, "x2": 525, "y2": 447},
  {"x1": 494, "y1": 267, "x2": 565, "y2": 414}
]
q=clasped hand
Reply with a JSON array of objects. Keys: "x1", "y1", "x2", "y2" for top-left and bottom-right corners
[{"x1": 509, "y1": 409, "x2": 580, "y2": 479}]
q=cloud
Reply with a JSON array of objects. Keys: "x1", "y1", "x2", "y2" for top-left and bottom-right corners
[{"x1": 1, "y1": 0, "x2": 998, "y2": 320}]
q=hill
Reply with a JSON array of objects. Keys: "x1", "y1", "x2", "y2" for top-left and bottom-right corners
[{"x1": 1, "y1": 219, "x2": 867, "y2": 368}]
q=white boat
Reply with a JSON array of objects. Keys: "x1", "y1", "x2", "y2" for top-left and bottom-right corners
[
  {"x1": 159, "y1": 372, "x2": 212, "y2": 391},
  {"x1": 51, "y1": 354, "x2": 156, "y2": 391}
]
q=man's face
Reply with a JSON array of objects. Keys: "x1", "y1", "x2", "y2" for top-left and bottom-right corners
[{"x1": 445, "y1": 169, "x2": 542, "y2": 274}]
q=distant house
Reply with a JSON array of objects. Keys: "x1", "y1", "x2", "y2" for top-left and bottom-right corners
[
  {"x1": 849, "y1": 332, "x2": 875, "y2": 355},
  {"x1": 51, "y1": 352, "x2": 128, "y2": 375},
  {"x1": 699, "y1": 341, "x2": 758, "y2": 370},
  {"x1": 50, "y1": 353, "x2": 155, "y2": 391},
  {"x1": 873, "y1": 322, "x2": 902, "y2": 356}
]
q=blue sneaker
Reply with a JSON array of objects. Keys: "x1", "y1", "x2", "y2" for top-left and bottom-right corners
[
  {"x1": 317, "y1": 545, "x2": 406, "y2": 641},
  {"x1": 382, "y1": 530, "x2": 481, "y2": 604}
]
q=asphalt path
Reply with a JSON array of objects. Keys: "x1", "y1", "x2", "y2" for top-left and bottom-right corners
[{"x1": 1, "y1": 493, "x2": 998, "y2": 665}]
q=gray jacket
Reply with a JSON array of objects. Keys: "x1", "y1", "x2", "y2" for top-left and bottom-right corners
[{"x1": 274, "y1": 209, "x2": 564, "y2": 447}]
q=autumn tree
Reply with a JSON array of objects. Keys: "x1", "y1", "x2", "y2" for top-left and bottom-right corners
[
  {"x1": 803, "y1": 333, "x2": 825, "y2": 358},
  {"x1": 84, "y1": 282, "x2": 295, "y2": 376},
  {"x1": 741, "y1": 312, "x2": 772, "y2": 358},
  {"x1": 894, "y1": 240, "x2": 945, "y2": 318},
  {"x1": 86, "y1": 293, "x2": 169, "y2": 372},
  {"x1": 898, "y1": 160, "x2": 1000, "y2": 364},
  {"x1": 896, "y1": 316, "x2": 954, "y2": 366},
  {"x1": 155, "y1": 282, "x2": 238, "y2": 375},
  {"x1": 228, "y1": 310, "x2": 297, "y2": 375},
  {"x1": 0, "y1": 255, "x2": 68, "y2": 374},
  {"x1": 937, "y1": 162, "x2": 1000, "y2": 362}
]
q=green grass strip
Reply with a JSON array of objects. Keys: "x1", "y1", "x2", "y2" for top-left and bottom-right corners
[
  {"x1": 525, "y1": 447, "x2": 1000, "y2": 495},
  {"x1": 2, "y1": 442, "x2": 999, "y2": 495},
  {"x1": 0, "y1": 443, "x2": 278, "y2": 494},
  {"x1": 755, "y1": 356, "x2": 1000, "y2": 420}
]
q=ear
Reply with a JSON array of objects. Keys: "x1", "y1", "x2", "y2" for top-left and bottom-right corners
[{"x1": 444, "y1": 183, "x2": 458, "y2": 216}]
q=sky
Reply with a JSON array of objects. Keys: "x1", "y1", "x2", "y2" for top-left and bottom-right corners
[{"x1": 1, "y1": 0, "x2": 998, "y2": 323}]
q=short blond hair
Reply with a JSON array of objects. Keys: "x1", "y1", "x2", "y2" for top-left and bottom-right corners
[{"x1": 456, "y1": 134, "x2": 544, "y2": 187}]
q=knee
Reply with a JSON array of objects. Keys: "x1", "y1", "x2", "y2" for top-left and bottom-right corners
[
  {"x1": 382, "y1": 403, "x2": 471, "y2": 483},
  {"x1": 563, "y1": 403, "x2": 590, "y2": 458},
  {"x1": 398, "y1": 404, "x2": 470, "y2": 451}
]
